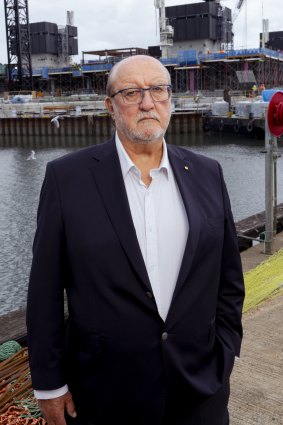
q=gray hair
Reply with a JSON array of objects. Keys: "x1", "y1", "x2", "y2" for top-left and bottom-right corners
[{"x1": 105, "y1": 55, "x2": 171, "y2": 97}]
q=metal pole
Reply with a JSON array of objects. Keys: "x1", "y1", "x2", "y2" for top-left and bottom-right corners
[
  {"x1": 264, "y1": 112, "x2": 276, "y2": 254},
  {"x1": 273, "y1": 156, "x2": 277, "y2": 236}
]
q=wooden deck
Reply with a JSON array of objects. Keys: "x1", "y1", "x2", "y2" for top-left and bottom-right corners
[{"x1": 0, "y1": 307, "x2": 26, "y2": 346}]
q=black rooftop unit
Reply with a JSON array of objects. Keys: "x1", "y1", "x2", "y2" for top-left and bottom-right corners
[
  {"x1": 68, "y1": 38, "x2": 78, "y2": 55},
  {"x1": 30, "y1": 22, "x2": 58, "y2": 35},
  {"x1": 67, "y1": 25, "x2": 78, "y2": 37},
  {"x1": 29, "y1": 21, "x2": 78, "y2": 55},
  {"x1": 260, "y1": 31, "x2": 283, "y2": 51},
  {"x1": 148, "y1": 46, "x2": 162, "y2": 58},
  {"x1": 166, "y1": 2, "x2": 232, "y2": 44}
]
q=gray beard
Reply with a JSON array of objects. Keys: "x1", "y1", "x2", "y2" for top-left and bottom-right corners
[
  {"x1": 121, "y1": 126, "x2": 166, "y2": 145},
  {"x1": 115, "y1": 111, "x2": 170, "y2": 145}
]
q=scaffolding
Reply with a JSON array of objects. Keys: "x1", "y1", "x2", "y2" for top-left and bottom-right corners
[
  {"x1": 58, "y1": 26, "x2": 70, "y2": 66},
  {"x1": 165, "y1": 54, "x2": 283, "y2": 94},
  {"x1": 26, "y1": 49, "x2": 283, "y2": 96},
  {"x1": 4, "y1": 0, "x2": 32, "y2": 91},
  {"x1": 32, "y1": 70, "x2": 109, "y2": 96}
]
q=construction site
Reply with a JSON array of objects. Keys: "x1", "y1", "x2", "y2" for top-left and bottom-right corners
[{"x1": 0, "y1": 0, "x2": 283, "y2": 96}]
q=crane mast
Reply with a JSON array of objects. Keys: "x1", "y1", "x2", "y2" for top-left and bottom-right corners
[
  {"x1": 154, "y1": 0, "x2": 174, "y2": 59},
  {"x1": 4, "y1": 0, "x2": 32, "y2": 91},
  {"x1": 232, "y1": 0, "x2": 246, "y2": 22}
]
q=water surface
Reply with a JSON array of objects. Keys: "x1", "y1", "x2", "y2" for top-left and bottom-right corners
[{"x1": 0, "y1": 131, "x2": 282, "y2": 314}]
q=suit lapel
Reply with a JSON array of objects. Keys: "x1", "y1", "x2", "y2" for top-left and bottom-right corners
[
  {"x1": 89, "y1": 139, "x2": 152, "y2": 292},
  {"x1": 89, "y1": 140, "x2": 201, "y2": 312},
  {"x1": 167, "y1": 146, "x2": 201, "y2": 303}
]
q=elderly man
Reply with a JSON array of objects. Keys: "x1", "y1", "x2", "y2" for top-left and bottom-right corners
[{"x1": 27, "y1": 55, "x2": 244, "y2": 425}]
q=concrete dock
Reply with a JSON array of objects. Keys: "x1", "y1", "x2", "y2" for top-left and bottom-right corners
[
  {"x1": 229, "y1": 292, "x2": 283, "y2": 424},
  {"x1": 240, "y1": 231, "x2": 283, "y2": 273},
  {"x1": 229, "y1": 232, "x2": 283, "y2": 424}
]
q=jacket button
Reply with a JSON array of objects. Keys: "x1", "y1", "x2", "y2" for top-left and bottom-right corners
[
  {"x1": 162, "y1": 332, "x2": 168, "y2": 340},
  {"x1": 146, "y1": 291, "x2": 153, "y2": 298}
]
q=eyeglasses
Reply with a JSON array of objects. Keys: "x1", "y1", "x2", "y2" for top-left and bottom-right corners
[{"x1": 110, "y1": 85, "x2": 172, "y2": 104}]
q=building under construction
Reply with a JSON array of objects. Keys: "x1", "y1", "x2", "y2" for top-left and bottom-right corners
[
  {"x1": 2, "y1": 0, "x2": 283, "y2": 95},
  {"x1": 25, "y1": 47, "x2": 283, "y2": 96}
]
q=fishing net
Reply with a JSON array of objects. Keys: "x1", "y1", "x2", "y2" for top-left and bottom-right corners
[{"x1": 0, "y1": 347, "x2": 46, "y2": 424}]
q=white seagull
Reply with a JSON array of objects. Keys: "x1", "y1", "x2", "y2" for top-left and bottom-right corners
[
  {"x1": 51, "y1": 116, "x2": 61, "y2": 128},
  {"x1": 27, "y1": 150, "x2": 36, "y2": 160}
]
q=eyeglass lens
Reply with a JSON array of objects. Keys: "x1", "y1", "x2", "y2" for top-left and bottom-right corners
[{"x1": 121, "y1": 86, "x2": 171, "y2": 104}]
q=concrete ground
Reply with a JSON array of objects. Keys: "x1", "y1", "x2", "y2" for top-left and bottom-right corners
[
  {"x1": 229, "y1": 234, "x2": 283, "y2": 424},
  {"x1": 240, "y1": 231, "x2": 283, "y2": 273}
]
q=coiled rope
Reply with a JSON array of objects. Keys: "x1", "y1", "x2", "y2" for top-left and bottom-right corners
[{"x1": 0, "y1": 341, "x2": 22, "y2": 361}]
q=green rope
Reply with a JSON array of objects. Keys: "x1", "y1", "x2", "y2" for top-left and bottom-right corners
[
  {"x1": 0, "y1": 340, "x2": 22, "y2": 361},
  {"x1": 17, "y1": 397, "x2": 42, "y2": 419}
]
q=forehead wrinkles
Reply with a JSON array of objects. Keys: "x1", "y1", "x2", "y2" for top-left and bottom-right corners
[{"x1": 111, "y1": 60, "x2": 170, "y2": 89}]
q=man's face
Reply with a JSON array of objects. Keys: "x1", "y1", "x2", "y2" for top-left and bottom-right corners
[{"x1": 105, "y1": 58, "x2": 171, "y2": 145}]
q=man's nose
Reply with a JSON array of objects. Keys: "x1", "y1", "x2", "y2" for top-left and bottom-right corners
[{"x1": 139, "y1": 89, "x2": 154, "y2": 110}]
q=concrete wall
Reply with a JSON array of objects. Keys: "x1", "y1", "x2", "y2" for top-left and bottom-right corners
[
  {"x1": 168, "y1": 39, "x2": 220, "y2": 57},
  {"x1": 31, "y1": 54, "x2": 70, "y2": 69},
  {"x1": 0, "y1": 114, "x2": 202, "y2": 139}
]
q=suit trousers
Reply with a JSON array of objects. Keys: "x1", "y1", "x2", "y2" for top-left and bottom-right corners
[{"x1": 65, "y1": 380, "x2": 230, "y2": 425}]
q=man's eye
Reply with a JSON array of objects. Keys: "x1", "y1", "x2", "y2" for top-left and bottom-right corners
[
  {"x1": 151, "y1": 86, "x2": 164, "y2": 93},
  {"x1": 125, "y1": 90, "x2": 139, "y2": 97}
]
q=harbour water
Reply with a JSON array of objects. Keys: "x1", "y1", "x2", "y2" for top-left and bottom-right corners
[{"x1": 0, "y1": 130, "x2": 283, "y2": 315}]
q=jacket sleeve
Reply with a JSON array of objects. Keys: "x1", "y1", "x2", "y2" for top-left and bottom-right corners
[
  {"x1": 216, "y1": 163, "x2": 245, "y2": 357},
  {"x1": 26, "y1": 162, "x2": 67, "y2": 390}
]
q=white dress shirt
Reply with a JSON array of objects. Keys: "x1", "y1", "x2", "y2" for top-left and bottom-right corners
[
  {"x1": 116, "y1": 134, "x2": 189, "y2": 321},
  {"x1": 34, "y1": 133, "x2": 189, "y2": 399}
]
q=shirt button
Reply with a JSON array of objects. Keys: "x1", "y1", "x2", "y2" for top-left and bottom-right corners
[
  {"x1": 146, "y1": 291, "x2": 153, "y2": 299},
  {"x1": 162, "y1": 332, "x2": 168, "y2": 341}
]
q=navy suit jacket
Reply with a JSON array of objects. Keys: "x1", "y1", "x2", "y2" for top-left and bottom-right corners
[{"x1": 27, "y1": 136, "x2": 244, "y2": 424}]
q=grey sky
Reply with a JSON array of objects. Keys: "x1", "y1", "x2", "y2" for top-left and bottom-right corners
[{"x1": 0, "y1": 0, "x2": 281, "y2": 64}]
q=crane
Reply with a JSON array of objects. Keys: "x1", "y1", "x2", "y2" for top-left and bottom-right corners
[
  {"x1": 203, "y1": 0, "x2": 246, "y2": 22},
  {"x1": 4, "y1": 0, "x2": 33, "y2": 91},
  {"x1": 154, "y1": 0, "x2": 174, "y2": 59},
  {"x1": 232, "y1": 0, "x2": 248, "y2": 48},
  {"x1": 204, "y1": 0, "x2": 247, "y2": 49},
  {"x1": 232, "y1": 0, "x2": 246, "y2": 22}
]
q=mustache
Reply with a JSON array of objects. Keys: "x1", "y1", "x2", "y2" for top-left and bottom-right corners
[{"x1": 136, "y1": 112, "x2": 160, "y2": 122}]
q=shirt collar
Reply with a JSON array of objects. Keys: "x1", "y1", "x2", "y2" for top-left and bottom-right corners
[{"x1": 115, "y1": 132, "x2": 170, "y2": 180}]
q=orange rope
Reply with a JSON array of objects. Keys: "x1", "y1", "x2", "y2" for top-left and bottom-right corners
[
  {"x1": 0, "y1": 347, "x2": 46, "y2": 424},
  {"x1": 0, "y1": 405, "x2": 47, "y2": 424}
]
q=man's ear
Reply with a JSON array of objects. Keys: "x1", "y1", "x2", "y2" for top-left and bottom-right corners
[{"x1": 105, "y1": 97, "x2": 114, "y2": 115}]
